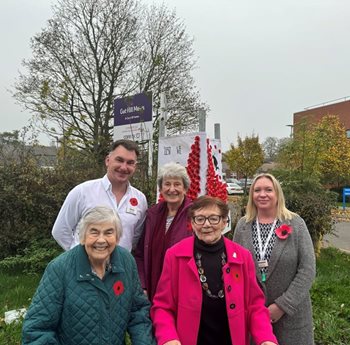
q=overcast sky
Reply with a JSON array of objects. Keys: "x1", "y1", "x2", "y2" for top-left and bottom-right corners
[{"x1": 1, "y1": 0, "x2": 350, "y2": 150}]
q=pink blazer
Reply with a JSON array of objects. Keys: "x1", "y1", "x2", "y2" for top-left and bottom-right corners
[{"x1": 151, "y1": 237, "x2": 278, "y2": 345}]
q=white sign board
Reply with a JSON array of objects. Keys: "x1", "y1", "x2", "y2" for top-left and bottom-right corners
[{"x1": 158, "y1": 132, "x2": 207, "y2": 195}]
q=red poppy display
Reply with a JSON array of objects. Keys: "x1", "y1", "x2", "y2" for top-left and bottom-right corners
[
  {"x1": 185, "y1": 136, "x2": 227, "y2": 202},
  {"x1": 186, "y1": 136, "x2": 201, "y2": 200},
  {"x1": 113, "y1": 280, "x2": 124, "y2": 296},
  {"x1": 205, "y1": 140, "x2": 227, "y2": 202},
  {"x1": 275, "y1": 224, "x2": 293, "y2": 239},
  {"x1": 129, "y1": 198, "x2": 138, "y2": 206}
]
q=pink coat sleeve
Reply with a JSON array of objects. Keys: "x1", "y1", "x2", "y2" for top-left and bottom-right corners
[
  {"x1": 150, "y1": 249, "x2": 180, "y2": 345},
  {"x1": 243, "y1": 249, "x2": 278, "y2": 345}
]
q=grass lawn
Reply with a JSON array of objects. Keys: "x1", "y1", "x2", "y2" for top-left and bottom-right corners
[
  {"x1": 336, "y1": 202, "x2": 350, "y2": 208},
  {"x1": 0, "y1": 270, "x2": 41, "y2": 344},
  {"x1": 1, "y1": 247, "x2": 349, "y2": 345},
  {"x1": 312, "y1": 247, "x2": 350, "y2": 345}
]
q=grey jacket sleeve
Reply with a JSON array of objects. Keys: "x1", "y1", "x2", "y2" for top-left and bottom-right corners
[
  {"x1": 274, "y1": 216, "x2": 316, "y2": 316},
  {"x1": 233, "y1": 217, "x2": 246, "y2": 243}
]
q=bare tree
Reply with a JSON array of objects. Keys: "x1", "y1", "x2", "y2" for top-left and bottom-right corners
[
  {"x1": 135, "y1": 3, "x2": 206, "y2": 136},
  {"x1": 14, "y1": 0, "x2": 206, "y2": 164},
  {"x1": 262, "y1": 137, "x2": 279, "y2": 162},
  {"x1": 129, "y1": 3, "x2": 208, "y2": 193}
]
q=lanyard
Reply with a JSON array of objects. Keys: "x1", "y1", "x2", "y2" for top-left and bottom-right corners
[{"x1": 256, "y1": 218, "x2": 277, "y2": 261}]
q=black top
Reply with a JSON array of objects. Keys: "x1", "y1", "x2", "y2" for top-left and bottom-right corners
[{"x1": 194, "y1": 236, "x2": 232, "y2": 345}]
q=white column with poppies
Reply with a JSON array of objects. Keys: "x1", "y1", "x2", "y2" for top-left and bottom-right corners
[{"x1": 158, "y1": 132, "x2": 226, "y2": 201}]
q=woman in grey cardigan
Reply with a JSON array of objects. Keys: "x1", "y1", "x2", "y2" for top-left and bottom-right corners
[{"x1": 234, "y1": 173, "x2": 315, "y2": 345}]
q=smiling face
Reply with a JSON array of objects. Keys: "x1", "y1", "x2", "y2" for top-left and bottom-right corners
[
  {"x1": 105, "y1": 145, "x2": 137, "y2": 186},
  {"x1": 191, "y1": 205, "x2": 227, "y2": 244},
  {"x1": 252, "y1": 177, "x2": 278, "y2": 213},
  {"x1": 160, "y1": 177, "x2": 187, "y2": 208},
  {"x1": 81, "y1": 222, "x2": 118, "y2": 267}
]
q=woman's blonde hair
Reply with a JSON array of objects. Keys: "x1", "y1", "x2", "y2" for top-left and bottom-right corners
[{"x1": 245, "y1": 173, "x2": 296, "y2": 222}]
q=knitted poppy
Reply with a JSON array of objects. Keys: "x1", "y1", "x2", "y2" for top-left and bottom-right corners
[
  {"x1": 232, "y1": 271, "x2": 240, "y2": 281},
  {"x1": 113, "y1": 280, "x2": 124, "y2": 296},
  {"x1": 275, "y1": 224, "x2": 293, "y2": 239},
  {"x1": 129, "y1": 198, "x2": 138, "y2": 206}
]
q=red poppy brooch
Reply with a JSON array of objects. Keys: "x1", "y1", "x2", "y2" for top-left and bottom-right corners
[
  {"x1": 129, "y1": 198, "x2": 138, "y2": 206},
  {"x1": 113, "y1": 280, "x2": 124, "y2": 296},
  {"x1": 275, "y1": 224, "x2": 293, "y2": 240}
]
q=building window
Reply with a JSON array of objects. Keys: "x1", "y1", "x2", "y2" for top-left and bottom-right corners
[{"x1": 347, "y1": 130, "x2": 350, "y2": 139}]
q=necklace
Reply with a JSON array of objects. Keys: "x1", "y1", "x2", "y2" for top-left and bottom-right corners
[{"x1": 195, "y1": 251, "x2": 226, "y2": 299}]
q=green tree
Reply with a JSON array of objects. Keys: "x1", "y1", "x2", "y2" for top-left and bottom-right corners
[
  {"x1": 277, "y1": 120, "x2": 316, "y2": 179},
  {"x1": 315, "y1": 116, "x2": 350, "y2": 185},
  {"x1": 277, "y1": 115, "x2": 350, "y2": 185},
  {"x1": 14, "y1": 0, "x2": 206, "y2": 165},
  {"x1": 271, "y1": 170, "x2": 337, "y2": 256},
  {"x1": 223, "y1": 135, "x2": 264, "y2": 189},
  {"x1": 272, "y1": 116, "x2": 348, "y2": 254}
]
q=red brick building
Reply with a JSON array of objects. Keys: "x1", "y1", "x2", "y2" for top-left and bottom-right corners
[{"x1": 293, "y1": 98, "x2": 350, "y2": 138}]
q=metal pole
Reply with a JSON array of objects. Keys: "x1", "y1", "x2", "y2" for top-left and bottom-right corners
[
  {"x1": 159, "y1": 93, "x2": 167, "y2": 138},
  {"x1": 214, "y1": 123, "x2": 221, "y2": 139},
  {"x1": 286, "y1": 124, "x2": 294, "y2": 138},
  {"x1": 198, "y1": 109, "x2": 206, "y2": 132}
]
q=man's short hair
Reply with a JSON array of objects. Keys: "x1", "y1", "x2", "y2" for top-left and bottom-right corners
[{"x1": 109, "y1": 139, "x2": 140, "y2": 157}]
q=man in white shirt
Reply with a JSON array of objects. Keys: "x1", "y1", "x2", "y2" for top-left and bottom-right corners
[{"x1": 52, "y1": 139, "x2": 147, "y2": 252}]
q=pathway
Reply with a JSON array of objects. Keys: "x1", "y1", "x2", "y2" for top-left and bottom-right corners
[{"x1": 323, "y1": 221, "x2": 350, "y2": 253}]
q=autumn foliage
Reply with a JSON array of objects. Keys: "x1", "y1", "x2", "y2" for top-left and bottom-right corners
[{"x1": 278, "y1": 115, "x2": 350, "y2": 185}]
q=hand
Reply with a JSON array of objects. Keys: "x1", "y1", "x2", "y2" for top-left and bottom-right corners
[
  {"x1": 261, "y1": 342, "x2": 277, "y2": 345},
  {"x1": 143, "y1": 289, "x2": 148, "y2": 297},
  {"x1": 163, "y1": 341, "x2": 181, "y2": 345},
  {"x1": 268, "y1": 303, "x2": 285, "y2": 323}
]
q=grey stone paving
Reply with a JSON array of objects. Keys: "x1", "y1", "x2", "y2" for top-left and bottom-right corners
[{"x1": 323, "y1": 222, "x2": 350, "y2": 253}]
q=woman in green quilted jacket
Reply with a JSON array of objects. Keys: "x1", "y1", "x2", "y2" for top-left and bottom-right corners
[{"x1": 22, "y1": 206, "x2": 155, "y2": 345}]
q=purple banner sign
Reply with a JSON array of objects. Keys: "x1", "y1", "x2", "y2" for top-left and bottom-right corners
[{"x1": 114, "y1": 92, "x2": 153, "y2": 126}]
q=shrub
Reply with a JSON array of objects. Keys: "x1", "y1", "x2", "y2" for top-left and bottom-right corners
[
  {"x1": 0, "y1": 148, "x2": 101, "y2": 259},
  {"x1": 329, "y1": 185, "x2": 350, "y2": 203},
  {"x1": 0, "y1": 239, "x2": 62, "y2": 274},
  {"x1": 276, "y1": 174, "x2": 337, "y2": 256}
]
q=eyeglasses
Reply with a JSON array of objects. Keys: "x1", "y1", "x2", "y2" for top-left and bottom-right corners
[{"x1": 192, "y1": 215, "x2": 222, "y2": 225}]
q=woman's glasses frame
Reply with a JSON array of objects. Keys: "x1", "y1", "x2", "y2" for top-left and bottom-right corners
[{"x1": 192, "y1": 215, "x2": 222, "y2": 225}]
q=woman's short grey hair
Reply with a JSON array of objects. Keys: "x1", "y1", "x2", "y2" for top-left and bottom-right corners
[
  {"x1": 77, "y1": 206, "x2": 123, "y2": 243},
  {"x1": 157, "y1": 162, "x2": 190, "y2": 190}
]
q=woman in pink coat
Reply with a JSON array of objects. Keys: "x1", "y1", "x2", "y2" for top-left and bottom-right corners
[{"x1": 151, "y1": 196, "x2": 278, "y2": 345}]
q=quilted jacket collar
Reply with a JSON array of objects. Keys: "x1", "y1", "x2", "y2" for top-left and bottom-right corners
[{"x1": 76, "y1": 245, "x2": 125, "y2": 281}]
